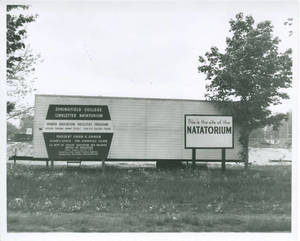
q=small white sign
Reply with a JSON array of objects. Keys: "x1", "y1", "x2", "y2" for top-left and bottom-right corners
[
  {"x1": 26, "y1": 128, "x2": 33, "y2": 135},
  {"x1": 185, "y1": 115, "x2": 233, "y2": 148}
]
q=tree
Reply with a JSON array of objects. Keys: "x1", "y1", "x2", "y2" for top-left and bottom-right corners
[
  {"x1": 7, "y1": 5, "x2": 39, "y2": 117},
  {"x1": 284, "y1": 18, "x2": 293, "y2": 36},
  {"x1": 249, "y1": 128, "x2": 264, "y2": 139},
  {"x1": 198, "y1": 13, "x2": 292, "y2": 168},
  {"x1": 7, "y1": 122, "x2": 20, "y2": 141}
]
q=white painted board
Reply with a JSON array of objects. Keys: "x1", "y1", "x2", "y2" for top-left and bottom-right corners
[
  {"x1": 185, "y1": 115, "x2": 233, "y2": 149},
  {"x1": 34, "y1": 95, "x2": 242, "y2": 160}
]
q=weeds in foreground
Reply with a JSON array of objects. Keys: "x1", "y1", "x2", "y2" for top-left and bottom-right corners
[
  {"x1": 7, "y1": 165, "x2": 291, "y2": 214},
  {"x1": 7, "y1": 165, "x2": 291, "y2": 231}
]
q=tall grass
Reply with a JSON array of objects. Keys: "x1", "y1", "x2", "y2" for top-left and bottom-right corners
[{"x1": 7, "y1": 164, "x2": 291, "y2": 232}]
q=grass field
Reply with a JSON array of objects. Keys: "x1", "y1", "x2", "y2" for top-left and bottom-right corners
[{"x1": 7, "y1": 164, "x2": 291, "y2": 232}]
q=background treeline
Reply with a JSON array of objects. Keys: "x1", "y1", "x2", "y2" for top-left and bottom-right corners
[
  {"x1": 249, "y1": 111, "x2": 292, "y2": 148},
  {"x1": 7, "y1": 115, "x2": 33, "y2": 142}
]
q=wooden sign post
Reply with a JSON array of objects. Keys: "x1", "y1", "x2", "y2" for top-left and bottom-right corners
[
  {"x1": 221, "y1": 148, "x2": 226, "y2": 171},
  {"x1": 192, "y1": 148, "x2": 196, "y2": 169}
]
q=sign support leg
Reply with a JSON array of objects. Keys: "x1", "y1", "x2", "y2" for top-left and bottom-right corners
[
  {"x1": 102, "y1": 159, "x2": 105, "y2": 173},
  {"x1": 13, "y1": 149, "x2": 17, "y2": 165},
  {"x1": 221, "y1": 148, "x2": 226, "y2": 171},
  {"x1": 51, "y1": 160, "x2": 54, "y2": 168},
  {"x1": 192, "y1": 149, "x2": 196, "y2": 169}
]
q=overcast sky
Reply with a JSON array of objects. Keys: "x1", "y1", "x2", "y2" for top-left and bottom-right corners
[{"x1": 22, "y1": 1, "x2": 297, "y2": 113}]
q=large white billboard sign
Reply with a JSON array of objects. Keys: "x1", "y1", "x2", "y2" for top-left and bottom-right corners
[{"x1": 185, "y1": 115, "x2": 233, "y2": 149}]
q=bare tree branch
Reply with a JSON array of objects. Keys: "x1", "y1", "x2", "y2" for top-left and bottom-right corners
[{"x1": 7, "y1": 106, "x2": 34, "y2": 120}]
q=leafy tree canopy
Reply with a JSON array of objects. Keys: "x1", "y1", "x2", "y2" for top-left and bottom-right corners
[
  {"x1": 7, "y1": 5, "x2": 39, "y2": 117},
  {"x1": 198, "y1": 13, "x2": 292, "y2": 166}
]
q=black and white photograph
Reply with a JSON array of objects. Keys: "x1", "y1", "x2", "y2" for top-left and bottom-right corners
[{"x1": 0, "y1": 0, "x2": 298, "y2": 240}]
